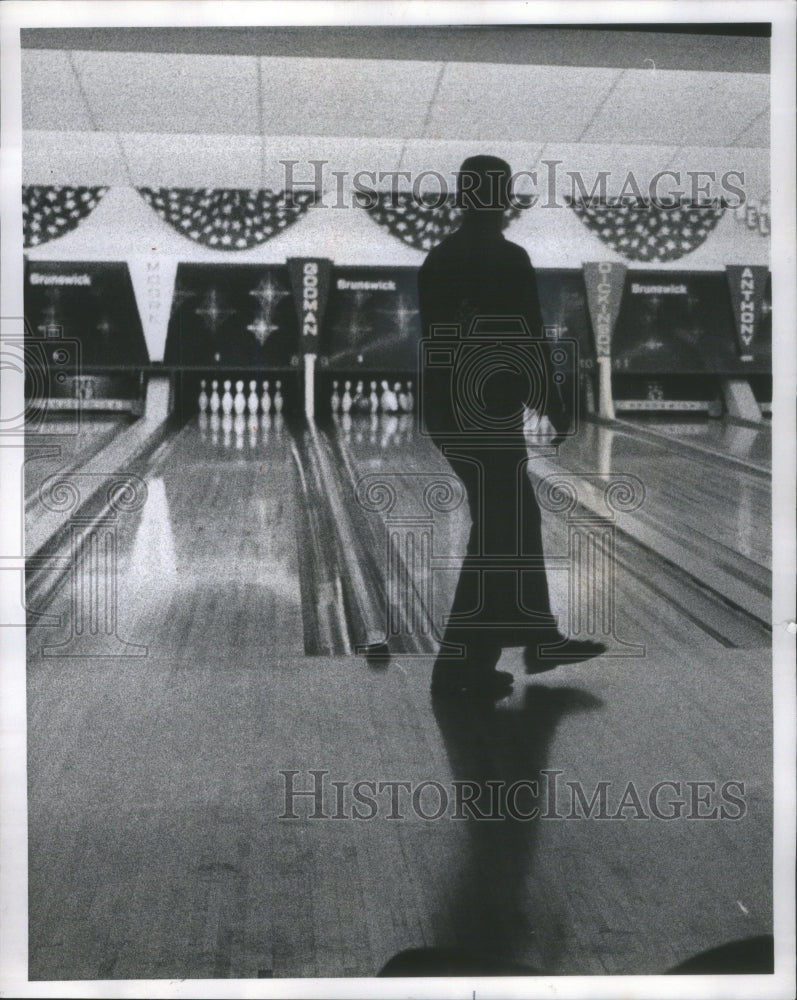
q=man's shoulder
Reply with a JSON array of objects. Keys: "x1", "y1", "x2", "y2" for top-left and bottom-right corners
[
  {"x1": 420, "y1": 230, "x2": 462, "y2": 265},
  {"x1": 501, "y1": 237, "x2": 533, "y2": 266}
]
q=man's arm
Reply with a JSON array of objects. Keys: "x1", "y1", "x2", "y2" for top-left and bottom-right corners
[{"x1": 517, "y1": 250, "x2": 572, "y2": 438}]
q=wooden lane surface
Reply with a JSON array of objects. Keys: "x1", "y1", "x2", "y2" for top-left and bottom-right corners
[
  {"x1": 335, "y1": 414, "x2": 770, "y2": 655},
  {"x1": 620, "y1": 416, "x2": 771, "y2": 472},
  {"x1": 567, "y1": 421, "x2": 771, "y2": 570},
  {"x1": 24, "y1": 414, "x2": 773, "y2": 980},
  {"x1": 24, "y1": 414, "x2": 129, "y2": 508},
  {"x1": 27, "y1": 415, "x2": 304, "y2": 980}
]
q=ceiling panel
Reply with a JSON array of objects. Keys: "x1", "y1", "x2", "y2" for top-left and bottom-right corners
[
  {"x1": 259, "y1": 57, "x2": 441, "y2": 138},
  {"x1": 734, "y1": 112, "x2": 769, "y2": 148},
  {"x1": 22, "y1": 51, "x2": 93, "y2": 130},
  {"x1": 425, "y1": 64, "x2": 622, "y2": 143},
  {"x1": 72, "y1": 51, "x2": 261, "y2": 135},
  {"x1": 582, "y1": 68, "x2": 769, "y2": 147},
  {"x1": 23, "y1": 130, "x2": 129, "y2": 186}
]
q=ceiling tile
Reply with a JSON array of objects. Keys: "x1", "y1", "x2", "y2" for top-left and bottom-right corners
[
  {"x1": 22, "y1": 50, "x2": 93, "y2": 130},
  {"x1": 71, "y1": 51, "x2": 261, "y2": 134},
  {"x1": 733, "y1": 112, "x2": 769, "y2": 148},
  {"x1": 259, "y1": 57, "x2": 441, "y2": 138},
  {"x1": 424, "y1": 64, "x2": 622, "y2": 143},
  {"x1": 582, "y1": 68, "x2": 769, "y2": 147}
]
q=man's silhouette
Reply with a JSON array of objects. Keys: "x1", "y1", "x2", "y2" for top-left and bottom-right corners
[{"x1": 418, "y1": 156, "x2": 604, "y2": 697}]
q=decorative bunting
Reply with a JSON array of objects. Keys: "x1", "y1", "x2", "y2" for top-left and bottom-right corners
[
  {"x1": 363, "y1": 192, "x2": 530, "y2": 252},
  {"x1": 137, "y1": 187, "x2": 316, "y2": 250},
  {"x1": 23, "y1": 186, "x2": 108, "y2": 248},
  {"x1": 567, "y1": 197, "x2": 726, "y2": 263}
]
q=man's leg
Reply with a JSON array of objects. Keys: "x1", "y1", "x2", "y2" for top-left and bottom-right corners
[
  {"x1": 432, "y1": 454, "x2": 507, "y2": 697},
  {"x1": 518, "y1": 458, "x2": 606, "y2": 671}
]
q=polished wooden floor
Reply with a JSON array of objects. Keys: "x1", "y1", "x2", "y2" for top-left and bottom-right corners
[{"x1": 26, "y1": 412, "x2": 773, "y2": 980}]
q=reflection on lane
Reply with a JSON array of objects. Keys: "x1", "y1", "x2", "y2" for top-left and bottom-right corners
[
  {"x1": 28, "y1": 414, "x2": 306, "y2": 661},
  {"x1": 24, "y1": 413, "x2": 130, "y2": 508},
  {"x1": 623, "y1": 415, "x2": 771, "y2": 470},
  {"x1": 558, "y1": 420, "x2": 770, "y2": 568}
]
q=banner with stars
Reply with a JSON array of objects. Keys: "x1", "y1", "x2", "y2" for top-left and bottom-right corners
[
  {"x1": 567, "y1": 198, "x2": 726, "y2": 263},
  {"x1": 23, "y1": 186, "x2": 108, "y2": 248},
  {"x1": 362, "y1": 192, "x2": 529, "y2": 252},
  {"x1": 137, "y1": 188, "x2": 316, "y2": 250}
]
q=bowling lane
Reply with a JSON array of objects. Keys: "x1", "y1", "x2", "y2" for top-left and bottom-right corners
[
  {"x1": 27, "y1": 412, "x2": 306, "y2": 662},
  {"x1": 556, "y1": 420, "x2": 770, "y2": 571},
  {"x1": 24, "y1": 412, "x2": 132, "y2": 508},
  {"x1": 620, "y1": 415, "x2": 771, "y2": 472},
  {"x1": 27, "y1": 413, "x2": 306, "y2": 979},
  {"x1": 331, "y1": 414, "x2": 770, "y2": 658}
]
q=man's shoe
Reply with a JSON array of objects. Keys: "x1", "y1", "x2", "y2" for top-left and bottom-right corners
[{"x1": 523, "y1": 634, "x2": 606, "y2": 673}]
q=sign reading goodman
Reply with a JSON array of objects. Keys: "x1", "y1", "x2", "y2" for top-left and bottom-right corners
[
  {"x1": 583, "y1": 262, "x2": 627, "y2": 359},
  {"x1": 287, "y1": 257, "x2": 332, "y2": 353}
]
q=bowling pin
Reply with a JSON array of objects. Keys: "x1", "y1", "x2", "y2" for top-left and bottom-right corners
[
  {"x1": 341, "y1": 380, "x2": 353, "y2": 414},
  {"x1": 248, "y1": 418, "x2": 258, "y2": 449},
  {"x1": 198, "y1": 379, "x2": 209, "y2": 413},
  {"x1": 330, "y1": 380, "x2": 340, "y2": 414},
  {"x1": 221, "y1": 379, "x2": 234, "y2": 415},
  {"x1": 353, "y1": 380, "x2": 368, "y2": 414},
  {"x1": 381, "y1": 380, "x2": 398, "y2": 414},
  {"x1": 273, "y1": 380, "x2": 284, "y2": 414},
  {"x1": 406, "y1": 379, "x2": 414, "y2": 411},
  {"x1": 233, "y1": 379, "x2": 246, "y2": 415},
  {"x1": 210, "y1": 412, "x2": 220, "y2": 445},
  {"x1": 209, "y1": 380, "x2": 221, "y2": 414},
  {"x1": 397, "y1": 381, "x2": 409, "y2": 412},
  {"x1": 369, "y1": 381, "x2": 379, "y2": 414},
  {"x1": 247, "y1": 379, "x2": 259, "y2": 416},
  {"x1": 261, "y1": 380, "x2": 271, "y2": 415},
  {"x1": 198, "y1": 410, "x2": 209, "y2": 439}
]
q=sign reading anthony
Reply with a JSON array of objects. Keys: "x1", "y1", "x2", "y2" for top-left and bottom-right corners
[{"x1": 725, "y1": 265, "x2": 770, "y2": 362}]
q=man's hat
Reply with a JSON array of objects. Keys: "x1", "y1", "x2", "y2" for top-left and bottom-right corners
[{"x1": 456, "y1": 155, "x2": 512, "y2": 211}]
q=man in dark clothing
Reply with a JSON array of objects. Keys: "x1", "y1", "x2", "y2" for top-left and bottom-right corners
[{"x1": 418, "y1": 156, "x2": 604, "y2": 697}]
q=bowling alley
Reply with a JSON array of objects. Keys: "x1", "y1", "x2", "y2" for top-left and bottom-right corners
[{"x1": 5, "y1": 15, "x2": 793, "y2": 993}]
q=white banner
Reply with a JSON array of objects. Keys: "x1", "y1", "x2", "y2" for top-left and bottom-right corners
[{"x1": 127, "y1": 256, "x2": 178, "y2": 363}]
